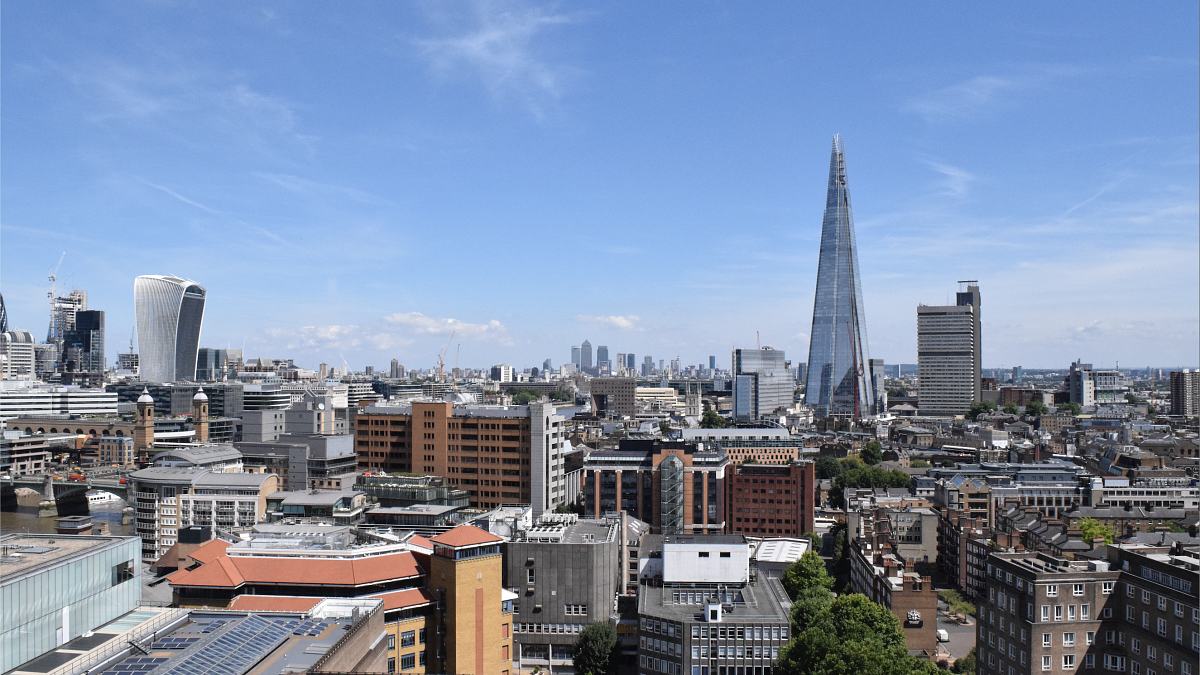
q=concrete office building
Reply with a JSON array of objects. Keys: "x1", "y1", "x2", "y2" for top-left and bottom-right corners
[
  {"x1": 1068, "y1": 361, "x2": 1127, "y2": 407},
  {"x1": 583, "y1": 438, "x2": 728, "y2": 535},
  {"x1": 917, "y1": 283, "x2": 981, "y2": 416},
  {"x1": 355, "y1": 400, "x2": 569, "y2": 515},
  {"x1": 597, "y1": 345, "x2": 609, "y2": 368},
  {"x1": 636, "y1": 535, "x2": 792, "y2": 675},
  {"x1": 238, "y1": 433, "x2": 357, "y2": 490},
  {"x1": 1170, "y1": 369, "x2": 1200, "y2": 417},
  {"x1": 591, "y1": 377, "x2": 637, "y2": 417},
  {"x1": 504, "y1": 515, "x2": 621, "y2": 671},
  {"x1": 571, "y1": 346, "x2": 581, "y2": 367},
  {"x1": 731, "y1": 347, "x2": 792, "y2": 420},
  {"x1": 0, "y1": 533, "x2": 142, "y2": 673},
  {"x1": 134, "y1": 275, "x2": 206, "y2": 382},
  {"x1": 490, "y1": 364, "x2": 514, "y2": 383},
  {"x1": 0, "y1": 383, "x2": 118, "y2": 422},
  {"x1": 1, "y1": 329, "x2": 37, "y2": 380},
  {"x1": 61, "y1": 309, "x2": 105, "y2": 381},
  {"x1": 581, "y1": 340, "x2": 593, "y2": 370}
]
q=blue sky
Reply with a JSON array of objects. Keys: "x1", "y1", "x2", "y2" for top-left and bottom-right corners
[{"x1": 2, "y1": 2, "x2": 1197, "y2": 372}]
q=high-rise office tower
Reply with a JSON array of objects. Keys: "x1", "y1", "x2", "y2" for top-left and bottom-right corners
[
  {"x1": 581, "y1": 340, "x2": 593, "y2": 369},
  {"x1": 1170, "y1": 369, "x2": 1199, "y2": 416},
  {"x1": 868, "y1": 358, "x2": 886, "y2": 414},
  {"x1": 134, "y1": 275, "x2": 206, "y2": 382},
  {"x1": 627, "y1": 353, "x2": 636, "y2": 371},
  {"x1": 47, "y1": 290, "x2": 88, "y2": 343},
  {"x1": 956, "y1": 282, "x2": 982, "y2": 402},
  {"x1": 917, "y1": 283, "x2": 981, "y2": 416},
  {"x1": 1011, "y1": 365, "x2": 1023, "y2": 385},
  {"x1": 63, "y1": 310, "x2": 105, "y2": 373},
  {"x1": 389, "y1": 359, "x2": 402, "y2": 379},
  {"x1": 709, "y1": 355, "x2": 716, "y2": 370},
  {"x1": 571, "y1": 345, "x2": 581, "y2": 366},
  {"x1": 804, "y1": 136, "x2": 874, "y2": 418},
  {"x1": 732, "y1": 347, "x2": 792, "y2": 420},
  {"x1": 0, "y1": 292, "x2": 8, "y2": 333},
  {"x1": 643, "y1": 355, "x2": 654, "y2": 377},
  {"x1": 543, "y1": 358, "x2": 552, "y2": 374},
  {"x1": 596, "y1": 345, "x2": 608, "y2": 367}
]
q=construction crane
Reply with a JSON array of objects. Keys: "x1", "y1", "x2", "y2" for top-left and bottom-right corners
[
  {"x1": 437, "y1": 330, "x2": 456, "y2": 384},
  {"x1": 453, "y1": 343, "x2": 461, "y2": 390},
  {"x1": 46, "y1": 251, "x2": 66, "y2": 341}
]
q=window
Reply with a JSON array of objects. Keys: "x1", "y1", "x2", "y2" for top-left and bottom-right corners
[
  {"x1": 1128, "y1": 584, "x2": 1136, "y2": 598},
  {"x1": 1082, "y1": 604, "x2": 1090, "y2": 620},
  {"x1": 1063, "y1": 633, "x2": 1075, "y2": 647},
  {"x1": 1086, "y1": 631, "x2": 1095, "y2": 646},
  {"x1": 1105, "y1": 631, "x2": 1115, "y2": 645},
  {"x1": 400, "y1": 654, "x2": 415, "y2": 671},
  {"x1": 388, "y1": 634, "x2": 395, "y2": 650},
  {"x1": 1157, "y1": 618, "x2": 1166, "y2": 636},
  {"x1": 1142, "y1": 589, "x2": 1151, "y2": 603},
  {"x1": 1104, "y1": 655, "x2": 1126, "y2": 672},
  {"x1": 1073, "y1": 584, "x2": 1084, "y2": 596},
  {"x1": 1085, "y1": 655, "x2": 1094, "y2": 669},
  {"x1": 1054, "y1": 606, "x2": 1063, "y2": 621},
  {"x1": 1163, "y1": 654, "x2": 1172, "y2": 669},
  {"x1": 420, "y1": 628, "x2": 426, "y2": 643},
  {"x1": 1103, "y1": 608, "x2": 1113, "y2": 618},
  {"x1": 387, "y1": 658, "x2": 395, "y2": 673},
  {"x1": 501, "y1": 645, "x2": 509, "y2": 661},
  {"x1": 1042, "y1": 655, "x2": 1052, "y2": 671},
  {"x1": 111, "y1": 561, "x2": 135, "y2": 586},
  {"x1": 1158, "y1": 596, "x2": 1168, "y2": 611},
  {"x1": 527, "y1": 568, "x2": 535, "y2": 584},
  {"x1": 1047, "y1": 585, "x2": 1059, "y2": 597},
  {"x1": 720, "y1": 552, "x2": 731, "y2": 558},
  {"x1": 400, "y1": 631, "x2": 415, "y2": 648},
  {"x1": 1175, "y1": 602, "x2": 1185, "y2": 617},
  {"x1": 699, "y1": 552, "x2": 710, "y2": 558},
  {"x1": 1148, "y1": 646, "x2": 1156, "y2": 663},
  {"x1": 1132, "y1": 638, "x2": 1141, "y2": 655},
  {"x1": 1103, "y1": 581, "x2": 1114, "y2": 594},
  {"x1": 1021, "y1": 629, "x2": 1027, "y2": 644},
  {"x1": 1063, "y1": 655, "x2": 1075, "y2": 670},
  {"x1": 1043, "y1": 633, "x2": 1052, "y2": 647},
  {"x1": 1042, "y1": 606, "x2": 1051, "y2": 622},
  {"x1": 1127, "y1": 606, "x2": 1136, "y2": 621},
  {"x1": 1068, "y1": 605, "x2": 1077, "y2": 621}
]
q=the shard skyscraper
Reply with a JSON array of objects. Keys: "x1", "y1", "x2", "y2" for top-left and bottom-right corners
[{"x1": 804, "y1": 135, "x2": 875, "y2": 418}]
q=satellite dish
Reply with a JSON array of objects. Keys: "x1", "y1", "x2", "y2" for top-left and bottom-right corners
[{"x1": 318, "y1": 403, "x2": 325, "y2": 410}]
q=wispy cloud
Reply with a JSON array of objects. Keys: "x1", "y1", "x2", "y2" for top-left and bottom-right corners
[
  {"x1": 577, "y1": 314, "x2": 643, "y2": 331},
  {"x1": 904, "y1": 75, "x2": 1019, "y2": 122},
  {"x1": 253, "y1": 172, "x2": 390, "y2": 205},
  {"x1": 415, "y1": 0, "x2": 578, "y2": 118},
  {"x1": 266, "y1": 312, "x2": 512, "y2": 353},
  {"x1": 141, "y1": 179, "x2": 285, "y2": 243},
  {"x1": 922, "y1": 161, "x2": 976, "y2": 198}
]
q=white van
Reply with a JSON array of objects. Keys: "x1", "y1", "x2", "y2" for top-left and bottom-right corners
[{"x1": 936, "y1": 629, "x2": 949, "y2": 642}]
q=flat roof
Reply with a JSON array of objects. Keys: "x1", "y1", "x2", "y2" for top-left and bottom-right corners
[
  {"x1": 1, "y1": 534, "x2": 139, "y2": 583},
  {"x1": 638, "y1": 577, "x2": 792, "y2": 623},
  {"x1": 267, "y1": 490, "x2": 359, "y2": 506},
  {"x1": 662, "y1": 534, "x2": 747, "y2": 545},
  {"x1": 368, "y1": 504, "x2": 460, "y2": 515}
]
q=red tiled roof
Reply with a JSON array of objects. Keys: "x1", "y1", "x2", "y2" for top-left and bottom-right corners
[
  {"x1": 406, "y1": 535, "x2": 433, "y2": 551},
  {"x1": 169, "y1": 550, "x2": 424, "y2": 589},
  {"x1": 228, "y1": 595, "x2": 322, "y2": 612},
  {"x1": 429, "y1": 525, "x2": 502, "y2": 547},
  {"x1": 189, "y1": 539, "x2": 231, "y2": 563},
  {"x1": 369, "y1": 587, "x2": 438, "y2": 611}
]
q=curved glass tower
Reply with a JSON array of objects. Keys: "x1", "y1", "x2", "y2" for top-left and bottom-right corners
[
  {"x1": 134, "y1": 275, "x2": 206, "y2": 382},
  {"x1": 804, "y1": 136, "x2": 874, "y2": 418}
]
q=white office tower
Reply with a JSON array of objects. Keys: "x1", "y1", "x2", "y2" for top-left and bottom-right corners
[
  {"x1": 134, "y1": 275, "x2": 207, "y2": 382},
  {"x1": 917, "y1": 283, "x2": 980, "y2": 416}
]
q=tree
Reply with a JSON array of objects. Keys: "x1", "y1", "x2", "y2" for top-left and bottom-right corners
[
  {"x1": 1125, "y1": 392, "x2": 1142, "y2": 405},
  {"x1": 860, "y1": 441, "x2": 883, "y2": 466},
  {"x1": 1056, "y1": 401, "x2": 1082, "y2": 416},
  {"x1": 512, "y1": 390, "x2": 539, "y2": 405},
  {"x1": 950, "y1": 647, "x2": 976, "y2": 674},
  {"x1": 777, "y1": 594, "x2": 926, "y2": 675},
  {"x1": 816, "y1": 457, "x2": 844, "y2": 480},
  {"x1": 1025, "y1": 401, "x2": 1049, "y2": 418},
  {"x1": 910, "y1": 459, "x2": 931, "y2": 468},
  {"x1": 572, "y1": 622, "x2": 619, "y2": 675},
  {"x1": 800, "y1": 531, "x2": 823, "y2": 552},
  {"x1": 968, "y1": 400, "x2": 997, "y2": 420},
  {"x1": 548, "y1": 389, "x2": 573, "y2": 402},
  {"x1": 1078, "y1": 516, "x2": 1116, "y2": 545},
  {"x1": 701, "y1": 410, "x2": 728, "y2": 428},
  {"x1": 830, "y1": 467, "x2": 912, "y2": 509},
  {"x1": 782, "y1": 550, "x2": 834, "y2": 599},
  {"x1": 1002, "y1": 403, "x2": 1019, "y2": 415}
]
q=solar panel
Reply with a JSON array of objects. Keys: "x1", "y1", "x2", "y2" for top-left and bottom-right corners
[
  {"x1": 104, "y1": 657, "x2": 170, "y2": 675},
  {"x1": 152, "y1": 637, "x2": 200, "y2": 650},
  {"x1": 155, "y1": 615, "x2": 290, "y2": 675}
]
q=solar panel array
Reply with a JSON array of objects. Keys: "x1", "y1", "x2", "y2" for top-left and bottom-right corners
[
  {"x1": 104, "y1": 657, "x2": 169, "y2": 675},
  {"x1": 151, "y1": 637, "x2": 200, "y2": 650},
  {"x1": 155, "y1": 615, "x2": 291, "y2": 675},
  {"x1": 272, "y1": 619, "x2": 329, "y2": 637},
  {"x1": 199, "y1": 620, "x2": 227, "y2": 634}
]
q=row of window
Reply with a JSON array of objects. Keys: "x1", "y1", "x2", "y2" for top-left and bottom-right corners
[{"x1": 385, "y1": 651, "x2": 425, "y2": 672}]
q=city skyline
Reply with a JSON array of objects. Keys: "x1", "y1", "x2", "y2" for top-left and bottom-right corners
[{"x1": 1, "y1": 4, "x2": 1197, "y2": 371}]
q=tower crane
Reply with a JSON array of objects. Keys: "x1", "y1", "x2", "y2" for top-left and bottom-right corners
[
  {"x1": 46, "y1": 251, "x2": 66, "y2": 341},
  {"x1": 437, "y1": 330, "x2": 456, "y2": 384}
]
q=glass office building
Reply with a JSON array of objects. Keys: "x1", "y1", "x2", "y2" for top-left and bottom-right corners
[
  {"x1": 134, "y1": 275, "x2": 206, "y2": 383},
  {"x1": 731, "y1": 347, "x2": 792, "y2": 420},
  {"x1": 0, "y1": 534, "x2": 142, "y2": 672},
  {"x1": 804, "y1": 136, "x2": 874, "y2": 418}
]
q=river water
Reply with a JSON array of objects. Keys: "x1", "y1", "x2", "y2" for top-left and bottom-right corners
[{"x1": 1, "y1": 490, "x2": 134, "y2": 536}]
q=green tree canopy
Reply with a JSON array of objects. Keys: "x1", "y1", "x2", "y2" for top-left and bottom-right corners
[
  {"x1": 968, "y1": 400, "x2": 997, "y2": 420},
  {"x1": 815, "y1": 457, "x2": 844, "y2": 480},
  {"x1": 830, "y1": 467, "x2": 912, "y2": 508},
  {"x1": 1078, "y1": 516, "x2": 1116, "y2": 545},
  {"x1": 777, "y1": 594, "x2": 932, "y2": 675},
  {"x1": 910, "y1": 459, "x2": 931, "y2": 468},
  {"x1": 1056, "y1": 401, "x2": 1082, "y2": 416},
  {"x1": 701, "y1": 410, "x2": 728, "y2": 428},
  {"x1": 572, "y1": 622, "x2": 619, "y2": 675},
  {"x1": 950, "y1": 647, "x2": 976, "y2": 674},
  {"x1": 860, "y1": 441, "x2": 883, "y2": 466},
  {"x1": 1025, "y1": 401, "x2": 1049, "y2": 417},
  {"x1": 1002, "y1": 403, "x2": 1019, "y2": 415},
  {"x1": 782, "y1": 550, "x2": 834, "y2": 599}
]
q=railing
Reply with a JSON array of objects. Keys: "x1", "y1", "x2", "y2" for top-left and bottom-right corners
[
  {"x1": 43, "y1": 608, "x2": 188, "y2": 675},
  {"x1": 308, "y1": 604, "x2": 380, "y2": 673}
]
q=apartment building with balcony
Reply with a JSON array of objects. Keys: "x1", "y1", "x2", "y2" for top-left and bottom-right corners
[{"x1": 127, "y1": 467, "x2": 277, "y2": 561}]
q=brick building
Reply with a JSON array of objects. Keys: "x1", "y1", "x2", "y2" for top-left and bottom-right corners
[
  {"x1": 724, "y1": 460, "x2": 816, "y2": 537},
  {"x1": 355, "y1": 400, "x2": 568, "y2": 515}
]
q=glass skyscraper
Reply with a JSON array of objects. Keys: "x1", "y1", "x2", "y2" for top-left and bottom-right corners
[
  {"x1": 804, "y1": 136, "x2": 874, "y2": 418},
  {"x1": 134, "y1": 274, "x2": 206, "y2": 382}
]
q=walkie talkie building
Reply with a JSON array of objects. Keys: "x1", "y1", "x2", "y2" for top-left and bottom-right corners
[
  {"x1": 134, "y1": 275, "x2": 206, "y2": 382},
  {"x1": 804, "y1": 136, "x2": 875, "y2": 418}
]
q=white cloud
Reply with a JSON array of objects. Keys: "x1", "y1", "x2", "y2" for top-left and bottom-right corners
[
  {"x1": 922, "y1": 161, "x2": 976, "y2": 198},
  {"x1": 265, "y1": 312, "x2": 512, "y2": 354},
  {"x1": 576, "y1": 314, "x2": 643, "y2": 331},
  {"x1": 415, "y1": 0, "x2": 576, "y2": 117},
  {"x1": 383, "y1": 312, "x2": 509, "y2": 340},
  {"x1": 904, "y1": 75, "x2": 1019, "y2": 122}
]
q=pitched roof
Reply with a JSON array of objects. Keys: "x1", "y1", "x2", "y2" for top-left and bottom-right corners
[
  {"x1": 228, "y1": 595, "x2": 323, "y2": 612},
  {"x1": 429, "y1": 525, "x2": 502, "y2": 548},
  {"x1": 406, "y1": 535, "x2": 434, "y2": 551},
  {"x1": 168, "y1": 549, "x2": 424, "y2": 589},
  {"x1": 369, "y1": 587, "x2": 438, "y2": 611},
  {"x1": 189, "y1": 538, "x2": 231, "y2": 563}
]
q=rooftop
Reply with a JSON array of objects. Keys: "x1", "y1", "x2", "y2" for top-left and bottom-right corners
[
  {"x1": 429, "y1": 524, "x2": 503, "y2": 548},
  {"x1": 0, "y1": 534, "x2": 138, "y2": 583}
]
